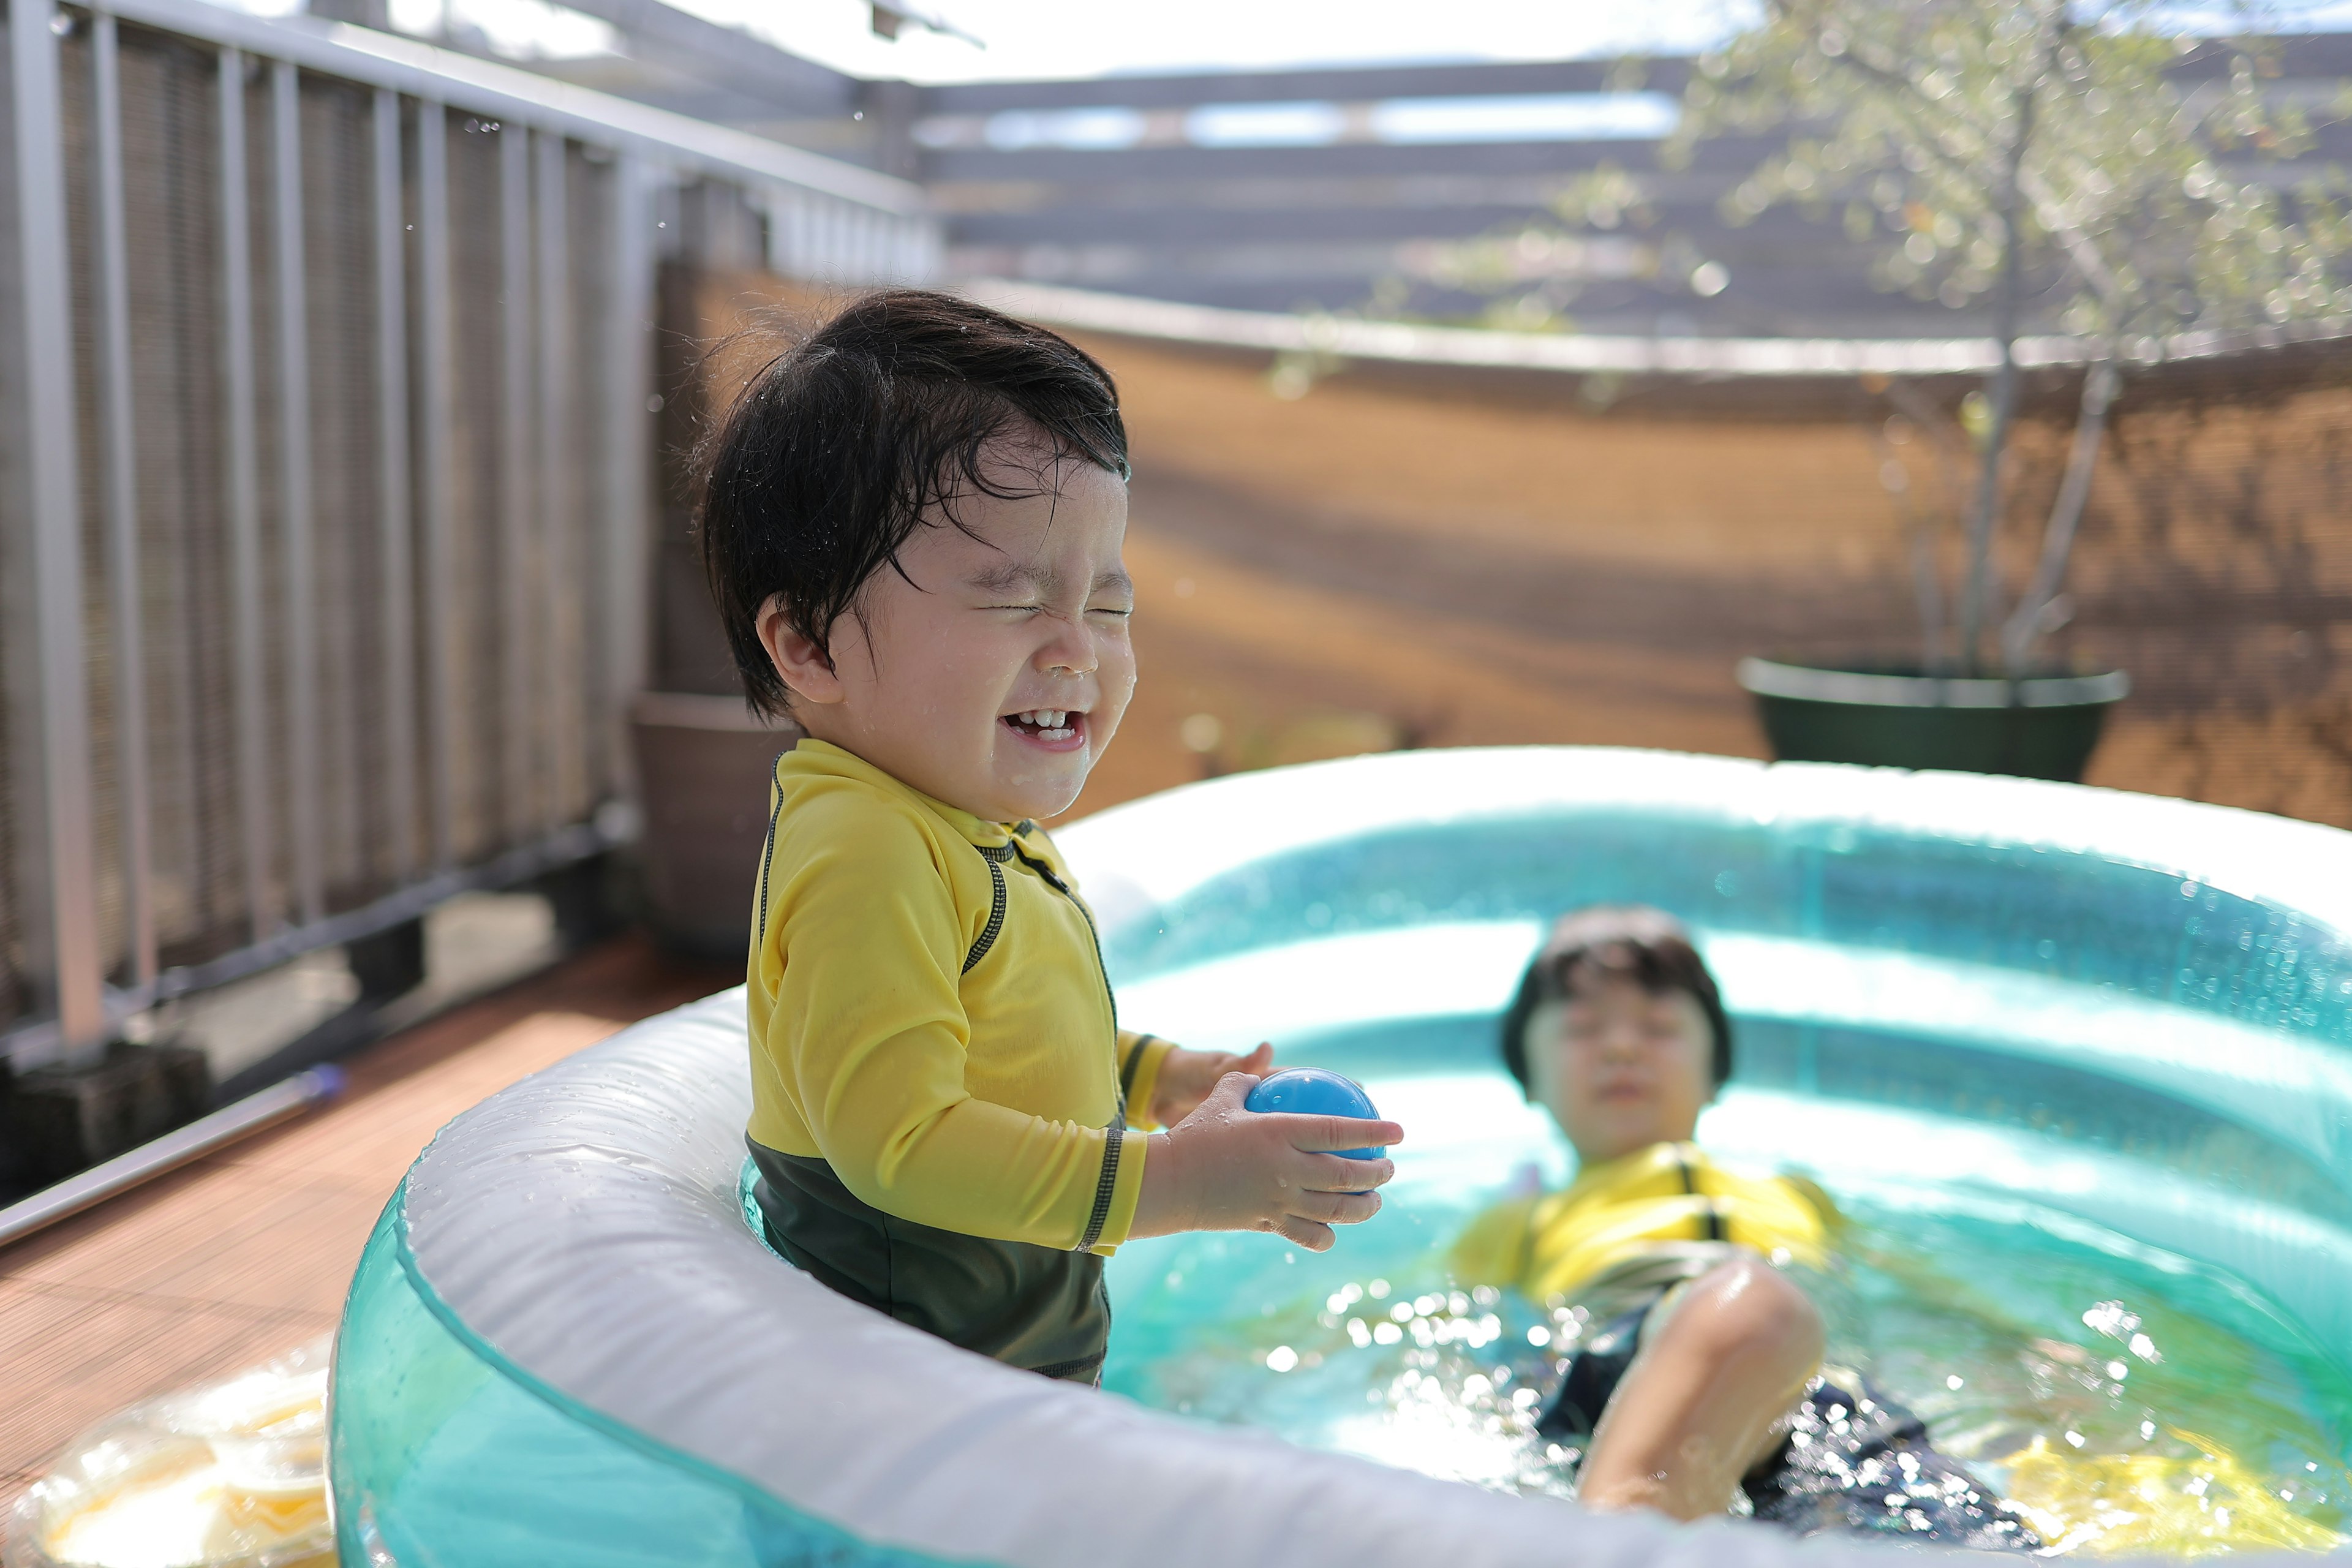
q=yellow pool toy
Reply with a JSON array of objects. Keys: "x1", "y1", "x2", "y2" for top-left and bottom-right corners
[{"x1": 12, "y1": 1338, "x2": 332, "y2": 1568}]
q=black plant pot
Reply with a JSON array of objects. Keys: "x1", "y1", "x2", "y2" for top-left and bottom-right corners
[{"x1": 1735, "y1": 658, "x2": 2130, "y2": 783}]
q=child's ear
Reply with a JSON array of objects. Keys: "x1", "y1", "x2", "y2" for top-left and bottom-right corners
[{"x1": 757, "y1": 595, "x2": 843, "y2": 706}]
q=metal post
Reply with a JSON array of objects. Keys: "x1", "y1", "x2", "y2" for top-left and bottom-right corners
[
  {"x1": 415, "y1": 99, "x2": 454, "y2": 870},
  {"x1": 219, "y1": 47, "x2": 275, "y2": 940},
  {"x1": 371, "y1": 88, "x2": 417, "y2": 883},
  {"x1": 887, "y1": 212, "x2": 910, "y2": 283},
  {"x1": 273, "y1": 60, "x2": 322, "y2": 925},
  {"x1": 789, "y1": 192, "x2": 813, "y2": 282},
  {"x1": 601, "y1": 153, "x2": 655, "y2": 804},
  {"x1": 782, "y1": 188, "x2": 802, "y2": 278},
  {"x1": 534, "y1": 128, "x2": 571, "y2": 831},
  {"x1": 780, "y1": 188, "x2": 808, "y2": 279},
  {"x1": 91, "y1": 10, "x2": 155, "y2": 990},
  {"x1": 498, "y1": 119, "x2": 533, "y2": 843},
  {"x1": 9, "y1": 0, "x2": 105, "y2": 1057}
]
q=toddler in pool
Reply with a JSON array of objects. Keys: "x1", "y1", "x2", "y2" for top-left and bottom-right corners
[
  {"x1": 697, "y1": 290, "x2": 1403, "y2": 1386},
  {"x1": 1453, "y1": 905, "x2": 2038, "y2": 1547}
]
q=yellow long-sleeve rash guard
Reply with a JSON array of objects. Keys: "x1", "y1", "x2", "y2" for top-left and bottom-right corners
[{"x1": 745, "y1": 739, "x2": 1174, "y2": 1256}]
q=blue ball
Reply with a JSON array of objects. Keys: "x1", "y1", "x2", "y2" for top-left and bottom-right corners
[{"x1": 1243, "y1": 1068, "x2": 1384, "y2": 1160}]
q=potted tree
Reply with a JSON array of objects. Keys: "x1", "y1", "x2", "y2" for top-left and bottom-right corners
[{"x1": 1685, "y1": 0, "x2": 2352, "y2": 778}]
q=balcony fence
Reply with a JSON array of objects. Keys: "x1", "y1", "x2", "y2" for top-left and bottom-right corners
[{"x1": 0, "y1": 0, "x2": 937, "y2": 1068}]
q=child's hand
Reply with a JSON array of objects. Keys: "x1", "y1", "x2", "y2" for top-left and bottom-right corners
[
  {"x1": 1145, "y1": 1041, "x2": 1273, "y2": 1128},
  {"x1": 1129, "y1": 1072, "x2": 1404, "y2": 1251}
]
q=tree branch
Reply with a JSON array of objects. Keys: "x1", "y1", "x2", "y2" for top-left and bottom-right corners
[
  {"x1": 2001, "y1": 352, "x2": 2121, "y2": 673},
  {"x1": 1956, "y1": 7, "x2": 2065, "y2": 674}
]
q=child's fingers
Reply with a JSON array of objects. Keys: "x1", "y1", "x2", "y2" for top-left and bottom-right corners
[
  {"x1": 1271, "y1": 1215, "x2": 1336, "y2": 1251},
  {"x1": 1276, "y1": 1114, "x2": 1404, "y2": 1153},
  {"x1": 1292, "y1": 1188, "x2": 1381, "y2": 1226},
  {"x1": 1234, "y1": 1042, "x2": 1275, "y2": 1074},
  {"x1": 1299, "y1": 1152, "x2": 1392, "y2": 1191},
  {"x1": 1201, "y1": 1071, "x2": 1260, "y2": 1109}
]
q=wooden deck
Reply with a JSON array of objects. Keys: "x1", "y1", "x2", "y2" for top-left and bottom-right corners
[{"x1": 0, "y1": 936, "x2": 734, "y2": 1519}]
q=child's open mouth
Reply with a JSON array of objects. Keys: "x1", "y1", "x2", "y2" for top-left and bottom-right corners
[{"x1": 1002, "y1": 708, "x2": 1087, "y2": 752}]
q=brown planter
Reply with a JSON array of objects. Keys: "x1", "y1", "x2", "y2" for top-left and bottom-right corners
[{"x1": 630, "y1": 692, "x2": 801, "y2": 957}]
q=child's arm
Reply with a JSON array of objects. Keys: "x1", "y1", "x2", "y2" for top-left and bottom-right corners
[{"x1": 1128, "y1": 1072, "x2": 1403, "y2": 1251}]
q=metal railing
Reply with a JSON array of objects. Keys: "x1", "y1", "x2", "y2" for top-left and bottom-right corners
[{"x1": 0, "y1": 0, "x2": 936, "y2": 1068}]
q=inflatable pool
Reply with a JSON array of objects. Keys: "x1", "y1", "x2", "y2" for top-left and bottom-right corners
[{"x1": 330, "y1": 747, "x2": 2352, "y2": 1566}]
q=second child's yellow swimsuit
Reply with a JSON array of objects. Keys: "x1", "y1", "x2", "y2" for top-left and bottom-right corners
[
  {"x1": 745, "y1": 739, "x2": 1175, "y2": 1382},
  {"x1": 1452, "y1": 1140, "x2": 1833, "y2": 1315}
]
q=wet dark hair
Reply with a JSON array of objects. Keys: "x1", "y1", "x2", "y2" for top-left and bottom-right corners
[
  {"x1": 697, "y1": 288, "x2": 1130, "y2": 716},
  {"x1": 1498, "y1": 905, "x2": 1734, "y2": 1090}
]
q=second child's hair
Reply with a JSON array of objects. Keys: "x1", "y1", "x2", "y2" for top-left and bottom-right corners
[
  {"x1": 1498, "y1": 905, "x2": 1734, "y2": 1089},
  {"x1": 698, "y1": 288, "x2": 1130, "y2": 717}
]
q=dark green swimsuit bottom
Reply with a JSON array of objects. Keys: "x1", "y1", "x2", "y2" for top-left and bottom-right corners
[{"x1": 748, "y1": 1139, "x2": 1110, "y2": 1384}]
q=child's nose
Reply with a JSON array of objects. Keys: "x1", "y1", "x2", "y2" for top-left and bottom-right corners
[
  {"x1": 1600, "y1": 1027, "x2": 1645, "y2": 1058},
  {"x1": 1037, "y1": 613, "x2": 1099, "y2": 674}
]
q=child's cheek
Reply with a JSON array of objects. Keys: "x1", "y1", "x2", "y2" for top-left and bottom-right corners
[{"x1": 1096, "y1": 663, "x2": 1137, "y2": 755}]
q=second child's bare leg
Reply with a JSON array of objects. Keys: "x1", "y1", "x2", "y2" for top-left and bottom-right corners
[{"x1": 1576, "y1": 1257, "x2": 1825, "y2": 1521}]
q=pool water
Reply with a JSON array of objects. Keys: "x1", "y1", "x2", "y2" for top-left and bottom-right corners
[{"x1": 1099, "y1": 1012, "x2": 2352, "y2": 1557}]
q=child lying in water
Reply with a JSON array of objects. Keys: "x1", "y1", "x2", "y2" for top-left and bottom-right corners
[{"x1": 1451, "y1": 905, "x2": 2040, "y2": 1548}]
